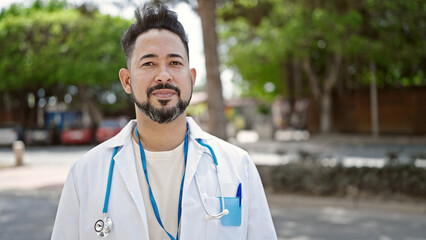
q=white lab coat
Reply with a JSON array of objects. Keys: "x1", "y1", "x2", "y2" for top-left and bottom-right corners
[{"x1": 51, "y1": 117, "x2": 277, "y2": 240}]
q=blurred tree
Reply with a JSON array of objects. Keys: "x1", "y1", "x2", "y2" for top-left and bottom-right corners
[
  {"x1": 197, "y1": 0, "x2": 227, "y2": 140},
  {"x1": 219, "y1": 0, "x2": 349, "y2": 132},
  {"x1": 218, "y1": 0, "x2": 426, "y2": 133},
  {"x1": 0, "y1": 0, "x2": 131, "y2": 126}
]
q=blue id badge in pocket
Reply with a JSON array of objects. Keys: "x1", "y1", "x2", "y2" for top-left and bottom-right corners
[
  {"x1": 219, "y1": 183, "x2": 242, "y2": 226},
  {"x1": 219, "y1": 197, "x2": 242, "y2": 226}
]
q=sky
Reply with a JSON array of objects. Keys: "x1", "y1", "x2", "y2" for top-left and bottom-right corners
[{"x1": 0, "y1": 0, "x2": 235, "y2": 98}]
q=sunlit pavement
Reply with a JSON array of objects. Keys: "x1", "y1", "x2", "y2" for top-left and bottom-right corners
[
  {"x1": 0, "y1": 188, "x2": 61, "y2": 240},
  {"x1": 1, "y1": 185, "x2": 425, "y2": 240},
  {"x1": 234, "y1": 133, "x2": 426, "y2": 167},
  {"x1": 268, "y1": 194, "x2": 426, "y2": 240},
  {"x1": 1, "y1": 141, "x2": 426, "y2": 240}
]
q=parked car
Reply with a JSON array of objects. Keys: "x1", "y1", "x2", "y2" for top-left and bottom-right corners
[
  {"x1": 0, "y1": 123, "x2": 24, "y2": 146},
  {"x1": 95, "y1": 117, "x2": 128, "y2": 143},
  {"x1": 61, "y1": 126, "x2": 93, "y2": 145},
  {"x1": 25, "y1": 128, "x2": 53, "y2": 145}
]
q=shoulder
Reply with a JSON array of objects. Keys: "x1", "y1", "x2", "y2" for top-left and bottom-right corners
[
  {"x1": 187, "y1": 117, "x2": 250, "y2": 162},
  {"x1": 206, "y1": 135, "x2": 249, "y2": 159},
  {"x1": 69, "y1": 141, "x2": 115, "y2": 177},
  {"x1": 198, "y1": 135, "x2": 253, "y2": 177},
  {"x1": 69, "y1": 120, "x2": 135, "y2": 176}
]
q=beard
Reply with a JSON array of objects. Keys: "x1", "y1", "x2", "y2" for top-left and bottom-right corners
[{"x1": 131, "y1": 82, "x2": 192, "y2": 124}]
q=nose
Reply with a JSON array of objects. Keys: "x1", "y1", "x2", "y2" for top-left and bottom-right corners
[{"x1": 154, "y1": 64, "x2": 172, "y2": 84}]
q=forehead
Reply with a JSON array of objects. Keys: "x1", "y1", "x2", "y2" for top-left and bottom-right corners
[{"x1": 132, "y1": 29, "x2": 188, "y2": 61}]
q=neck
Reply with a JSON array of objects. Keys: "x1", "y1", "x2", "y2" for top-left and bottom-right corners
[{"x1": 133, "y1": 112, "x2": 187, "y2": 151}]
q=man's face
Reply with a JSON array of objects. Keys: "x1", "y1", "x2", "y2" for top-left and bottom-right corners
[{"x1": 120, "y1": 29, "x2": 196, "y2": 124}]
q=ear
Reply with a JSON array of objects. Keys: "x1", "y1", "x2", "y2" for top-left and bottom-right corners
[
  {"x1": 190, "y1": 68, "x2": 196, "y2": 89},
  {"x1": 119, "y1": 68, "x2": 132, "y2": 94}
]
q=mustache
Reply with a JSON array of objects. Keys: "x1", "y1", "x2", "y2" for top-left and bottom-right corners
[{"x1": 146, "y1": 83, "x2": 181, "y2": 97}]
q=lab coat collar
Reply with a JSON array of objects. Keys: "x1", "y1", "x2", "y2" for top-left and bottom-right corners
[
  {"x1": 104, "y1": 117, "x2": 213, "y2": 149},
  {"x1": 103, "y1": 119, "x2": 137, "y2": 149},
  {"x1": 186, "y1": 117, "x2": 213, "y2": 141}
]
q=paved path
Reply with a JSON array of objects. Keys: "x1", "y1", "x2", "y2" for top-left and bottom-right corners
[
  {"x1": 1, "y1": 143, "x2": 426, "y2": 240},
  {"x1": 268, "y1": 194, "x2": 426, "y2": 240},
  {"x1": 236, "y1": 134, "x2": 426, "y2": 166},
  {"x1": 1, "y1": 182, "x2": 425, "y2": 240},
  {"x1": 0, "y1": 188, "x2": 61, "y2": 240}
]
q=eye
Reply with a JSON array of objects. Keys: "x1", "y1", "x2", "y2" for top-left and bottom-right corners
[
  {"x1": 171, "y1": 61, "x2": 183, "y2": 66},
  {"x1": 142, "y1": 62, "x2": 153, "y2": 67}
]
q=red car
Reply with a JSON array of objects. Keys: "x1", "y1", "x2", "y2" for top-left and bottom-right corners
[
  {"x1": 95, "y1": 118, "x2": 128, "y2": 143},
  {"x1": 61, "y1": 127, "x2": 93, "y2": 145}
]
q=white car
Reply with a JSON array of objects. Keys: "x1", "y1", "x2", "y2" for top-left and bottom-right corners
[{"x1": 0, "y1": 124, "x2": 21, "y2": 146}]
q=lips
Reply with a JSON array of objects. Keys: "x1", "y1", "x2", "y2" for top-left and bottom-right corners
[
  {"x1": 152, "y1": 89, "x2": 176, "y2": 99},
  {"x1": 147, "y1": 83, "x2": 181, "y2": 99}
]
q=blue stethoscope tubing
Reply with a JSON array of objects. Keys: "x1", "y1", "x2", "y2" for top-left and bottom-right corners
[
  {"x1": 102, "y1": 147, "x2": 118, "y2": 215},
  {"x1": 195, "y1": 139, "x2": 229, "y2": 220},
  {"x1": 100, "y1": 125, "x2": 228, "y2": 239}
]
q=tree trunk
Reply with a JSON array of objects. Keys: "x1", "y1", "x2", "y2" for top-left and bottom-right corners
[
  {"x1": 293, "y1": 58, "x2": 303, "y2": 100},
  {"x1": 302, "y1": 58, "x2": 320, "y2": 100},
  {"x1": 369, "y1": 61, "x2": 379, "y2": 138},
  {"x1": 303, "y1": 54, "x2": 341, "y2": 133},
  {"x1": 197, "y1": 0, "x2": 227, "y2": 140},
  {"x1": 319, "y1": 54, "x2": 342, "y2": 133},
  {"x1": 302, "y1": 58, "x2": 322, "y2": 132},
  {"x1": 283, "y1": 58, "x2": 295, "y2": 128},
  {"x1": 320, "y1": 91, "x2": 332, "y2": 133}
]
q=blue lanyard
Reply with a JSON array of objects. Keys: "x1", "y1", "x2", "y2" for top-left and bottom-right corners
[{"x1": 135, "y1": 124, "x2": 189, "y2": 240}]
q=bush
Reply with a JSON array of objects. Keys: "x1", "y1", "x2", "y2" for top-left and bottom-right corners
[{"x1": 263, "y1": 163, "x2": 426, "y2": 199}]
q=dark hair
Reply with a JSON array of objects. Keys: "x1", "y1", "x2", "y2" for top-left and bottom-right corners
[{"x1": 121, "y1": 4, "x2": 189, "y2": 68}]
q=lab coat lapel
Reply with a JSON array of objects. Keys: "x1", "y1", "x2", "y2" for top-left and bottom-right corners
[
  {"x1": 114, "y1": 139, "x2": 149, "y2": 239},
  {"x1": 182, "y1": 118, "x2": 213, "y2": 199},
  {"x1": 182, "y1": 138, "x2": 204, "y2": 198}
]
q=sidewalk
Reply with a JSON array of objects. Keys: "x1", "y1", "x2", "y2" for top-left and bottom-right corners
[
  {"x1": 267, "y1": 193, "x2": 426, "y2": 215},
  {"x1": 234, "y1": 133, "x2": 426, "y2": 166},
  {"x1": 236, "y1": 132, "x2": 426, "y2": 154},
  {"x1": 0, "y1": 145, "x2": 83, "y2": 191},
  {"x1": 0, "y1": 165, "x2": 69, "y2": 191}
]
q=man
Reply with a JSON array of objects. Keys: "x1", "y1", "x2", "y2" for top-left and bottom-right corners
[{"x1": 52, "y1": 4, "x2": 276, "y2": 240}]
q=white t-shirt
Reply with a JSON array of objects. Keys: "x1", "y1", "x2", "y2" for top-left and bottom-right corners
[{"x1": 132, "y1": 138, "x2": 185, "y2": 240}]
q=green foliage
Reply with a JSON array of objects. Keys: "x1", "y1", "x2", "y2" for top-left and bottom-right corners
[
  {"x1": 0, "y1": 1, "x2": 132, "y2": 119},
  {"x1": 218, "y1": 0, "x2": 426, "y2": 100},
  {"x1": 186, "y1": 102, "x2": 208, "y2": 117},
  {"x1": 0, "y1": 1, "x2": 130, "y2": 91}
]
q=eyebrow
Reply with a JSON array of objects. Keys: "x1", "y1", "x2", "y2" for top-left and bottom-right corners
[
  {"x1": 168, "y1": 53, "x2": 184, "y2": 60},
  {"x1": 138, "y1": 53, "x2": 184, "y2": 63}
]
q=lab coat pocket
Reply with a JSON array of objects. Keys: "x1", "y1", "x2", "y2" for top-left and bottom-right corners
[
  {"x1": 205, "y1": 197, "x2": 244, "y2": 240},
  {"x1": 220, "y1": 197, "x2": 241, "y2": 226}
]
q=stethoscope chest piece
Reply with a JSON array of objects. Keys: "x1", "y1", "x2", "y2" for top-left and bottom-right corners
[{"x1": 94, "y1": 216, "x2": 113, "y2": 238}]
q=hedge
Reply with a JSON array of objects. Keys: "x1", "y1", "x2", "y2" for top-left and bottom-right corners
[{"x1": 257, "y1": 163, "x2": 426, "y2": 199}]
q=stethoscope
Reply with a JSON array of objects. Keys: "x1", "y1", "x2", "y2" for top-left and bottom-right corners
[{"x1": 94, "y1": 125, "x2": 228, "y2": 238}]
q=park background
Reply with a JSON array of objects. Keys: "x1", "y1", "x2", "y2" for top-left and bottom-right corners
[{"x1": 0, "y1": 0, "x2": 425, "y2": 239}]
